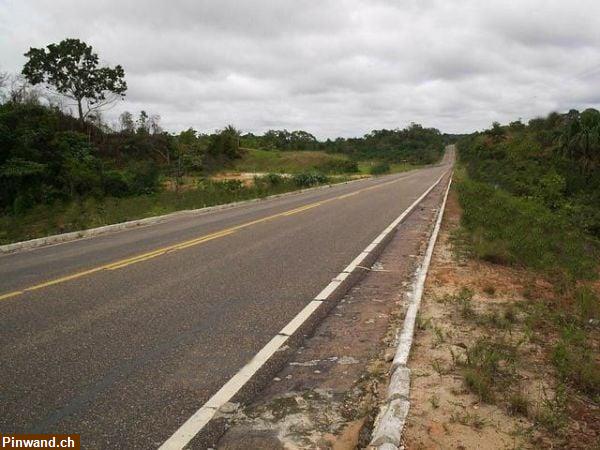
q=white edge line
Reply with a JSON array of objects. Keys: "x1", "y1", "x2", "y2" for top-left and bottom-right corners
[
  {"x1": 158, "y1": 170, "x2": 449, "y2": 450},
  {"x1": 279, "y1": 300, "x2": 323, "y2": 336},
  {"x1": 369, "y1": 174, "x2": 453, "y2": 449},
  {"x1": 314, "y1": 280, "x2": 343, "y2": 300}
]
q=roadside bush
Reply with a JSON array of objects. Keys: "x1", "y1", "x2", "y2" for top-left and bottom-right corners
[
  {"x1": 293, "y1": 172, "x2": 329, "y2": 187},
  {"x1": 212, "y1": 179, "x2": 244, "y2": 192},
  {"x1": 369, "y1": 162, "x2": 390, "y2": 175},
  {"x1": 102, "y1": 170, "x2": 131, "y2": 197},
  {"x1": 265, "y1": 173, "x2": 283, "y2": 185},
  {"x1": 253, "y1": 173, "x2": 285, "y2": 190},
  {"x1": 124, "y1": 160, "x2": 161, "y2": 195}
]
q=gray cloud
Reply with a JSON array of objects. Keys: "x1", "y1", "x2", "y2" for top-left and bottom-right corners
[{"x1": 1, "y1": 0, "x2": 600, "y2": 137}]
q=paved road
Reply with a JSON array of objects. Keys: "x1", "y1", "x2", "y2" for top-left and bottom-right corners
[{"x1": 0, "y1": 150, "x2": 452, "y2": 448}]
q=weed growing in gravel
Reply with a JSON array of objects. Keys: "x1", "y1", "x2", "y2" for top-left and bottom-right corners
[
  {"x1": 457, "y1": 288, "x2": 476, "y2": 319},
  {"x1": 444, "y1": 287, "x2": 477, "y2": 319},
  {"x1": 416, "y1": 315, "x2": 432, "y2": 331},
  {"x1": 504, "y1": 306, "x2": 518, "y2": 324},
  {"x1": 432, "y1": 324, "x2": 446, "y2": 346},
  {"x1": 552, "y1": 324, "x2": 600, "y2": 400},
  {"x1": 459, "y1": 337, "x2": 519, "y2": 404},
  {"x1": 450, "y1": 410, "x2": 486, "y2": 430},
  {"x1": 507, "y1": 392, "x2": 530, "y2": 417},
  {"x1": 429, "y1": 394, "x2": 440, "y2": 409},
  {"x1": 431, "y1": 358, "x2": 450, "y2": 376},
  {"x1": 534, "y1": 384, "x2": 568, "y2": 433}
]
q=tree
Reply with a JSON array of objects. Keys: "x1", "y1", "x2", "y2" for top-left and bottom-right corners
[
  {"x1": 207, "y1": 125, "x2": 241, "y2": 162},
  {"x1": 560, "y1": 108, "x2": 600, "y2": 172},
  {"x1": 136, "y1": 110, "x2": 149, "y2": 133},
  {"x1": 148, "y1": 114, "x2": 162, "y2": 135},
  {"x1": 22, "y1": 38, "x2": 126, "y2": 125},
  {"x1": 2, "y1": 74, "x2": 41, "y2": 105},
  {"x1": 119, "y1": 111, "x2": 135, "y2": 133}
]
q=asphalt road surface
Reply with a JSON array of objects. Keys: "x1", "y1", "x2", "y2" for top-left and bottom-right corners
[{"x1": 0, "y1": 150, "x2": 453, "y2": 448}]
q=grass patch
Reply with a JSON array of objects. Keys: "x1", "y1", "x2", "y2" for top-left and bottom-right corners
[
  {"x1": 445, "y1": 287, "x2": 477, "y2": 319},
  {"x1": 0, "y1": 175, "x2": 331, "y2": 244},
  {"x1": 551, "y1": 324, "x2": 600, "y2": 401},
  {"x1": 450, "y1": 410, "x2": 486, "y2": 430},
  {"x1": 534, "y1": 384, "x2": 568, "y2": 433},
  {"x1": 432, "y1": 323, "x2": 446, "y2": 346},
  {"x1": 482, "y1": 284, "x2": 496, "y2": 296},
  {"x1": 507, "y1": 392, "x2": 530, "y2": 416},
  {"x1": 456, "y1": 176, "x2": 597, "y2": 280},
  {"x1": 429, "y1": 394, "x2": 440, "y2": 409},
  {"x1": 460, "y1": 337, "x2": 519, "y2": 404}
]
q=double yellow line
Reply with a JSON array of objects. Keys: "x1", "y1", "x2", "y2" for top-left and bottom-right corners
[{"x1": 0, "y1": 174, "x2": 413, "y2": 302}]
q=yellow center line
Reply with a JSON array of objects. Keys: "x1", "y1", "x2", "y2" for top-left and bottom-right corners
[
  {"x1": 282, "y1": 202, "x2": 323, "y2": 216},
  {"x1": 0, "y1": 173, "x2": 415, "y2": 301}
]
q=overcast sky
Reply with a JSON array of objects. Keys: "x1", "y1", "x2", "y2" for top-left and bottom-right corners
[{"x1": 1, "y1": 0, "x2": 600, "y2": 138}]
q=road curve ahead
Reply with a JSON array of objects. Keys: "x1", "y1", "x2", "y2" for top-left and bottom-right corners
[{"x1": 0, "y1": 149, "x2": 453, "y2": 448}]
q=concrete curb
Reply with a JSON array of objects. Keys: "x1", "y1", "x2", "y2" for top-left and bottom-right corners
[
  {"x1": 369, "y1": 174, "x2": 453, "y2": 450},
  {"x1": 0, "y1": 176, "x2": 377, "y2": 255}
]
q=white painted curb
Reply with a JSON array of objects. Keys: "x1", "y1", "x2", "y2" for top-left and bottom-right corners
[
  {"x1": 369, "y1": 174, "x2": 453, "y2": 450},
  {"x1": 158, "y1": 171, "x2": 450, "y2": 450},
  {"x1": 0, "y1": 177, "x2": 375, "y2": 255}
]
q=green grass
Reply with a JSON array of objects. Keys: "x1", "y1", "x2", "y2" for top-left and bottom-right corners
[
  {"x1": 0, "y1": 176, "x2": 331, "y2": 245},
  {"x1": 460, "y1": 337, "x2": 519, "y2": 403},
  {"x1": 456, "y1": 173, "x2": 597, "y2": 281},
  {"x1": 233, "y1": 148, "x2": 353, "y2": 174}
]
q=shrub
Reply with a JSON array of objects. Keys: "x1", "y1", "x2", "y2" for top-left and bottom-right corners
[
  {"x1": 507, "y1": 392, "x2": 529, "y2": 416},
  {"x1": 265, "y1": 173, "x2": 283, "y2": 185},
  {"x1": 124, "y1": 161, "x2": 161, "y2": 195},
  {"x1": 212, "y1": 179, "x2": 244, "y2": 192},
  {"x1": 369, "y1": 162, "x2": 390, "y2": 175},
  {"x1": 292, "y1": 172, "x2": 328, "y2": 187},
  {"x1": 102, "y1": 170, "x2": 130, "y2": 197}
]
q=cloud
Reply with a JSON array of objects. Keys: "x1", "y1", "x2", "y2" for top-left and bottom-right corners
[{"x1": 1, "y1": 0, "x2": 600, "y2": 137}]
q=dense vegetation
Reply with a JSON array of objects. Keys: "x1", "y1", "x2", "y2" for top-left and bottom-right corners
[
  {"x1": 0, "y1": 101, "x2": 242, "y2": 214},
  {"x1": 322, "y1": 124, "x2": 445, "y2": 165},
  {"x1": 457, "y1": 110, "x2": 600, "y2": 279},
  {"x1": 455, "y1": 110, "x2": 599, "y2": 406},
  {"x1": 242, "y1": 124, "x2": 446, "y2": 165}
]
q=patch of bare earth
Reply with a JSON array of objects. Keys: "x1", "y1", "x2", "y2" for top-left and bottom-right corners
[{"x1": 403, "y1": 189, "x2": 599, "y2": 450}]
